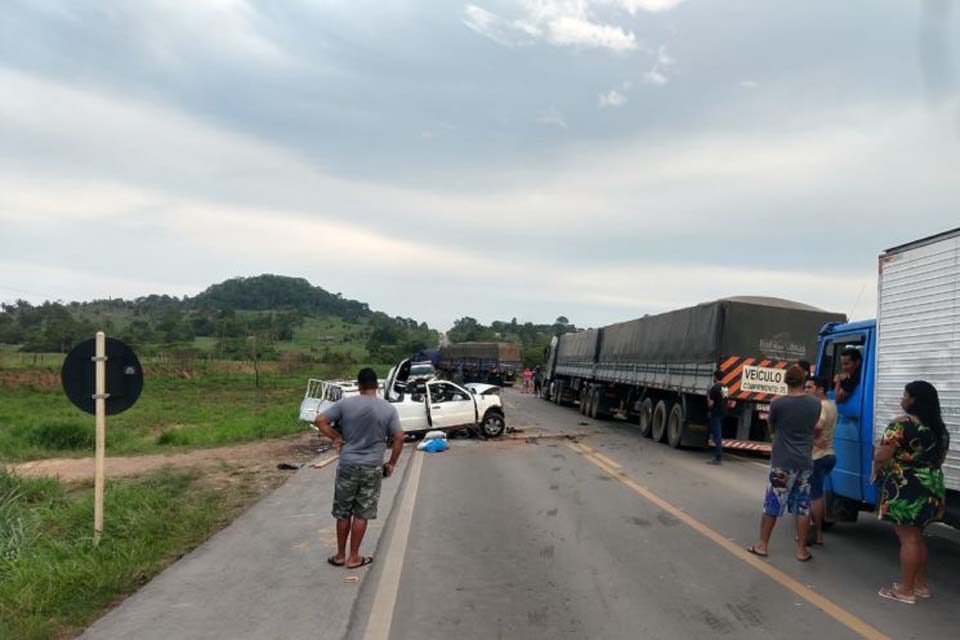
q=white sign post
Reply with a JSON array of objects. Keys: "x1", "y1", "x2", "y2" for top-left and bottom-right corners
[{"x1": 93, "y1": 331, "x2": 107, "y2": 546}]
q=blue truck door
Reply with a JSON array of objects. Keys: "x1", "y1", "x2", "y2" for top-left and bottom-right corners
[{"x1": 818, "y1": 333, "x2": 868, "y2": 502}]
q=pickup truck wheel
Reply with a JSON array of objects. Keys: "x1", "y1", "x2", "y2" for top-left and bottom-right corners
[
  {"x1": 481, "y1": 412, "x2": 505, "y2": 438},
  {"x1": 638, "y1": 398, "x2": 654, "y2": 438},
  {"x1": 666, "y1": 403, "x2": 686, "y2": 448},
  {"x1": 652, "y1": 400, "x2": 670, "y2": 443}
]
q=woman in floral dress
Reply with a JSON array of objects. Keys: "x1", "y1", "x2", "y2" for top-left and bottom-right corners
[{"x1": 873, "y1": 381, "x2": 949, "y2": 605}]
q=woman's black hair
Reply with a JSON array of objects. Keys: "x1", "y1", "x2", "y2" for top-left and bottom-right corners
[{"x1": 904, "y1": 380, "x2": 950, "y2": 465}]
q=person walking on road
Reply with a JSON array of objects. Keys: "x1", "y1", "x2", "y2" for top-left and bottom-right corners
[
  {"x1": 522, "y1": 368, "x2": 533, "y2": 393},
  {"x1": 314, "y1": 368, "x2": 405, "y2": 570},
  {"x1": 533, "y1": 367, "x2": 543, "y2": 397},
  {"x1": 806, "y1": 377, "x2": 837, "y2": 546},
  {"x1": 706, "y1": 369, "x2": 727, "y2": 465},
  {"x1": 874, "y1": 381, "x2": 949, "y2": 605},
  {"x1": 748, "y1": 365, "x2": 821, "y2": 562}
]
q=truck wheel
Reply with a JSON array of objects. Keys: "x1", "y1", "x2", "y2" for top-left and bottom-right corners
[
  {"x1": 589, "y1": 388, "x2": 601, "y2": 420},
  {"x1": 481, "y1": 412, "x2": 506, "y2": 438},
  {"x1": 652, "y1": 400, "x2": 670, "y2": 443},
  {"x1": 638, "y1": 398, "x2": 654, "y2": 438},
  {"x1": 553, "y1": 381, "x2": 563, "y2": 405},
  {"x1": 667, "y1": 403, "x2": 686, "y2": 449},
  {"x1": 579, "y1": 387, "x2": 589, "y2": 415}
]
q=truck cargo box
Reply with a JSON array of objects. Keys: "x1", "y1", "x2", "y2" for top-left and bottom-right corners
[{"x1": 876, "y1": 228, "x2": 960, "y2": 492}]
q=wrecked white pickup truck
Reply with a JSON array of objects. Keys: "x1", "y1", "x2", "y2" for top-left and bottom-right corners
[{"x1": 298, "y1": 358, "x2": 506, "y2": 438}]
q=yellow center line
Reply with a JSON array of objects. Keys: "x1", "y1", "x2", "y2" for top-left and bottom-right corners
[{"x1": 566, "y1": 442, "x2": 891, "y2": 640}]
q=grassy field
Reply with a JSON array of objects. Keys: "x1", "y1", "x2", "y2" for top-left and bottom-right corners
[
  {"x1": 0, "y1": 356, "x2": 389, "y2": 463},
  {"x1": 0, "y1": 467, "x2": 284, "y2": 639}
]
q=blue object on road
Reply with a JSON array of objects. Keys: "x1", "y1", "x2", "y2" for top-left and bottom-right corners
[{"x1": 423, "y1": 438, "x2": 449, "y2": 453}]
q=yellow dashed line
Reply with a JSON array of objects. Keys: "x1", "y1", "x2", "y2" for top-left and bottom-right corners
[{"x1": 566, "y1": 442, "x2": 891, "y2": 640}]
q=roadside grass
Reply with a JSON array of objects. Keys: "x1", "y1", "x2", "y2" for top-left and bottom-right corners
[
  {"x1": 0, "y1": 364, "x2": 388, "y2": 463},
  {"x1": 0, "y1": 468, "x2": 266, "y2": 640}
]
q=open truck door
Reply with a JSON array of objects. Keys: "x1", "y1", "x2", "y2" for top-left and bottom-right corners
[{"x1": 426, "y1": 380, "x2": 478, "y2": 430}]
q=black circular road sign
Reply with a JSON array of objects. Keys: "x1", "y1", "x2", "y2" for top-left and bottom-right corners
[{"x1": 61, "y1": 338, "x2": 144, "y2": 416}]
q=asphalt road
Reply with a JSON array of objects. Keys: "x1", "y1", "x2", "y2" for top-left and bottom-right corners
[{"x1": 348, "y1": 389, "x2": 960, "y2": 640}]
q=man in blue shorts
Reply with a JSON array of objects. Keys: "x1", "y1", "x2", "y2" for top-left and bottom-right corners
[{"x1": 748, "y1": 365, "x2": 821, "y2": 562}]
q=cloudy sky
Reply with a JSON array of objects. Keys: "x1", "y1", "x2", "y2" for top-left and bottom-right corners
[{"x1": 1, "y1": 1, "x2": 958, "y2": 329}]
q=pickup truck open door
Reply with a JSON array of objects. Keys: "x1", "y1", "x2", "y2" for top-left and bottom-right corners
[{"x1": 427, "y1": 381, "x2": 478, "y2": 429}]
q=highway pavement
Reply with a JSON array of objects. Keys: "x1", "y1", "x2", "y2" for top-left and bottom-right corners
[
  {"x1": 348, "y1": 390, "x2": 960, "y2": 640},
  {"x1": 77, "y1": 389, "x2": 960, "y2": 640}
]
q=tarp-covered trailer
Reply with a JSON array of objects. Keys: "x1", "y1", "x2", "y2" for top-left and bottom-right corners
[
  {"x1": 544, "y1": 297, "x2": 846, "y2": 452},
  {"x1": 439, "y1": 342, "x2": 523, "y2": 386}
]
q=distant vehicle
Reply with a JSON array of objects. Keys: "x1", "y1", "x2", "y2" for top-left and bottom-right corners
[
  {"x1": 438, "y1": 342, "x2": 523, "y2": 386},
  {"x1": 298, "y1": 359, "x2": 506, "y2": 438},
  {"x1": 541, "y1": 297, "x2": 846, "y2": 452},
  {"x1": 817, "y1": 228, "x2": 959, "y2": 529},
  {"x1": 408, "y1": 361, "x2": 437, "y2": 381}
]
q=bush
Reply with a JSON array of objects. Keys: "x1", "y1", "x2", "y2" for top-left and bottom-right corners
[{"x1": 25, "y1": 422, "x2": 94, "y2": 451}]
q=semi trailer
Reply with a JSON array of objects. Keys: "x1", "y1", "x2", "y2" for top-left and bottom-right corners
[
  {"x1": 438, "y1": 341, "x2": 523, "y2": 386},
  {"x1": 542, "y1": 297, "x2": 846, "y2": 451}
]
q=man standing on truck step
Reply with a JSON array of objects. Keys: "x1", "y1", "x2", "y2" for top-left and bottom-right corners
[
  {"x1": 748, "y1": 365, "x2": 821, "y2": 562},
  {"x1": 314, "y1": 368, "x2": 405, "y2": 570},
  {"x1": 833, "y1": 347, "x2": 862, "y2": 404},
  {"x1": 706, "y1": 370, "x2": 726, "y2": 465}
]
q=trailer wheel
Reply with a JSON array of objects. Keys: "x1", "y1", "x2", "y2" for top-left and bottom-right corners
[
  {"x1": 638, "y1": 398, "x2": 654, "y2": 438},
  {"x1": 666, "y1": 403, "x2": 686, "y2": 448},
  {"x1": 589, "y1": 387, "x2": 601, "y2": 420},
  {"x1": 579, "y1": 387, "x2": 589, "y2": 415},
  {"x1": 651, "y1": 400, "x2": 670, "y2": 442},
  {"x1": 553, "y1": 381, "x2": 564, "y2": 405}
]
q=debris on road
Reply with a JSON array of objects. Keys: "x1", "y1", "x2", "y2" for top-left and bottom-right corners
[{"x1": 277, "y1": 462, "x2": 303, "y2": 471}]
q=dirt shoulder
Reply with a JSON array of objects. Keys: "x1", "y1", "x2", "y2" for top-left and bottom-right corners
[{"x1": 6, "y1": 432, "x2": 325, "y2": 482}]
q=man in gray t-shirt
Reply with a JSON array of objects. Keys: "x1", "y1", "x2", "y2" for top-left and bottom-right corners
[
  {"x1": 748, "y1": 365, "x2": 821, "y2": 563},
  {"x1": 315, "y1": 368, "x2": 404, "y2": 570}
]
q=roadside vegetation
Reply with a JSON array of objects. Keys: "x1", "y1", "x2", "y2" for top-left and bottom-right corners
[{"x1": 0, "y1": 467, "x2": 294, "y2": 640}]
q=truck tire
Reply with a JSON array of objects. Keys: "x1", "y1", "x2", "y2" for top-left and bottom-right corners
[
  {"x1": 589, "y1": 387, "x2": 601, "y2": 420},
  {"x1": 652, "y1": 399, "x2": 671, "y2": 443},
  {"x1": 638, "y1": 398, "x2": 654, "y2": 438},
  {"x1": 666, "y1": 402, "x2": 686, "y2": 449},
  {"x1": 579, "y1": 387, "x2": 589, "y2": 415},
  {"x1": 480, "y1": 411, "x2": 506, "y2": 438},
  {"x1": 553, "y1": 381, "x2": 564, "y2": 406}
]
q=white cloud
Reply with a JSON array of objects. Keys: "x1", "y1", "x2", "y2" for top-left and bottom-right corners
[
  {"x1": 641, "y1": 45, "x2": 673, "y2": 85},
  {"x1": 598, "y1": 89, "x2": 627, "y2": 108},
  {"x1": 462, "y1": 4, "x2": 538, "y2": 47},
  {"x1": 463, "y1": 2, "x2": 637, "y2": 52},
  {"x1": 642, "y1": 69, "x2": 668, "y2": 85},
  {"x1": 608, "y1": 0, "x2": 688, "y2": 13},
  {"x1": 740, "y1": 80, "x2": 759, "y2": 89},
  {"x1": 535, "y1": 106, "x2": 569, "y2": 128}
]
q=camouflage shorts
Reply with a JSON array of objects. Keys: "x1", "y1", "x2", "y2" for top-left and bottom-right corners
[{"x1": 332, "y1": 464, "x2": 383, "y2": 520}]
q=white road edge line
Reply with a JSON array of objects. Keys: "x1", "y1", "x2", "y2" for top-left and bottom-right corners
[{"x1": 362, "y1": 450, "x2": 425, "y2": 640}]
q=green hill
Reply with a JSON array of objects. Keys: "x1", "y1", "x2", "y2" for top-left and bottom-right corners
[{"x1": 0, "y1": 275, "x2": 437, "y2": 364}]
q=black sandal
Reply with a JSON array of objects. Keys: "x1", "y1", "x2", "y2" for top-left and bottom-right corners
[
  {"x1": 746, "y1": 546, "x2": 768, "y2": 558},
  {"x1": 327, "y1": 556, "x2": 345, "y2": 567},
  {"x1": 346, "y1": 556, "x2": 374, "y2": 569}
]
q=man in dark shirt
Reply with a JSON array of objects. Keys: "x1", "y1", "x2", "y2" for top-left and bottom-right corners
[
  {"x1": 748, "y1": 365, "x2": 821, "y2": 562},
  {"x1": 833, "y1": 347, "x2": 862, "y2": 404},
  {"x1": 706, "y1": 370, "x2": 726, "y2": 465}
]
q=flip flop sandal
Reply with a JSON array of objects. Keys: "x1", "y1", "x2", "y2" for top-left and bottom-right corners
[
  {"x1": 878, "y1": 586, "x2": 915, "y2": 605},
  {"x1": 894, "y1": 583, "x2": 931, "y2": 599},
  {"x1": 327, "y1": 556, "x2": 345, "y2": 567},
  {"x1": 346, "y1": 556, "x2": 374, "y2": 569},
  {"x1": 746, "y1": 546, "x2": 768, "y2": 558},
  {"x1": 796, "y1": 554, "x2": 813, "y2": 562}
]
